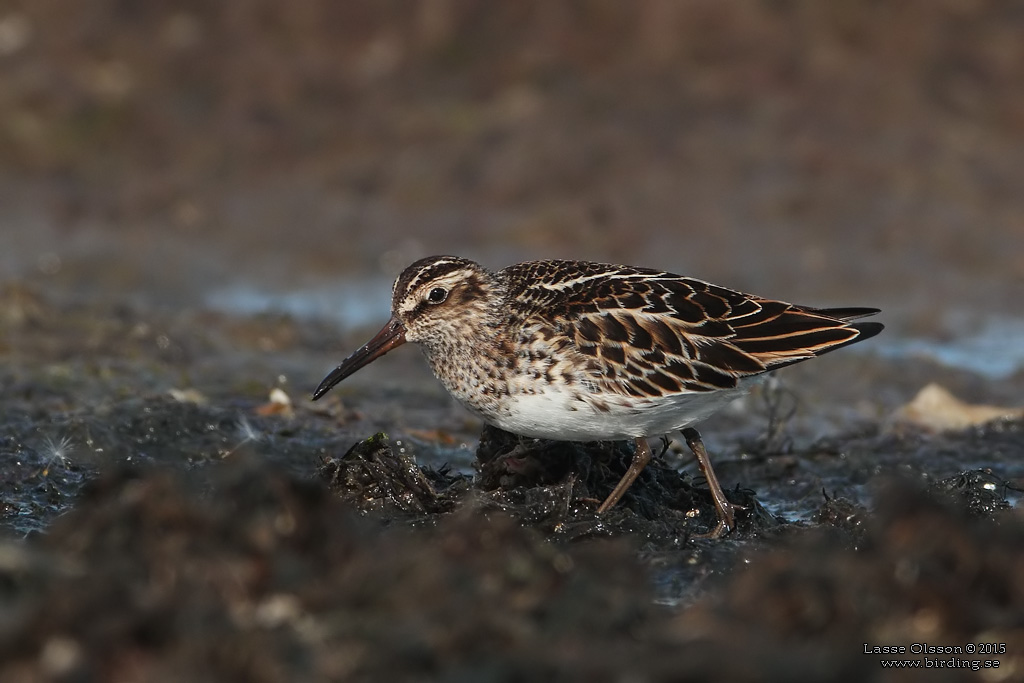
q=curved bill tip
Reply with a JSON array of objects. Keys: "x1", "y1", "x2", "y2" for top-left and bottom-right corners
[{"x1": 312, "y1": 317, "x2": 407, "y2": 401}]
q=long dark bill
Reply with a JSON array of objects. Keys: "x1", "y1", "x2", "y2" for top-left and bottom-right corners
[{"x1": 312, "y1": 317, "x2": 407, "y2": 400}]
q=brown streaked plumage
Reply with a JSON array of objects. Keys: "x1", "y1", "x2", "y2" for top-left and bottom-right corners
[{"x1": 314, "y1": 255, "x2": 883, "y2": 538}]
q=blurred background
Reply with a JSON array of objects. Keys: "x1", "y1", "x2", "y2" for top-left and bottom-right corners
[
  {"x1": 4, "y1": 4, "x2": 1024, "y2": 672},
  {"x1": 1, "y1": 0, "x2": 1023, "y2": 389}
]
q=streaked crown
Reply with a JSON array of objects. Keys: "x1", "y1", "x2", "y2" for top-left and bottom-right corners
[{"x1": 391, "y1": 256, "x2": 500, "y2": 345}]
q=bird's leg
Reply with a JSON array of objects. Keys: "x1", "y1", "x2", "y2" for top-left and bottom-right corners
[
  {"x1": 682, "y1": 427, "x2": 737, "y2": 539},
  {"x1": 597, "y1": 437, "x2": 652, "y2": 513}
]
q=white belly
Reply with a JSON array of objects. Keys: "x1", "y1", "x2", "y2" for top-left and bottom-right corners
[{"x1": 483, "y1": 381, "x2": 756, "y2": 441}]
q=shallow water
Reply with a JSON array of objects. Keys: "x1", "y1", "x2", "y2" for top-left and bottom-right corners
[
  {"x1": 205, "y1": 277, "x2": 395, "y2": 330},
  {"x1": 204, "y1": 276, "x2": 1024, "y2": 381},
  {"x1": 875, "y1": 316, "x2": 1024, "y2": 380}
]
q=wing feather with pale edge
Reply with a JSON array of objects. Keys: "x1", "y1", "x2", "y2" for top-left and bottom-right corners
[{"x1": 503, "y1": 260, "x2": 883, "y2": 399}]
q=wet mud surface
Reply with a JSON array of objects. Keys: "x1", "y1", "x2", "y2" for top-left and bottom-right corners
[
  {"x1": 2, "y1": 289, "x2": 1023, "y2": 681},
  {"x1": 4, "y1": 2, "x2": 1024, "y2": 680},
  {"x1": 4, "y1": 452, "x2": 1023, "y2": 683}
]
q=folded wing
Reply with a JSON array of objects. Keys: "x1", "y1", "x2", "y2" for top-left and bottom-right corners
[{"x1": 508, "y1": 262, "x2": 882, "y2": 399}]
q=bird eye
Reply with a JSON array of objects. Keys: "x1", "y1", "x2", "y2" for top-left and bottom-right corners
[{"x1": 426, "y1": 287, "x2": 448, "y2": 304}]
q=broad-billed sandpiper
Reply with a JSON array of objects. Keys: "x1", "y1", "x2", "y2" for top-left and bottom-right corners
[{"x1": 314, "y1": 256, "x2": 882, "y2": 538}]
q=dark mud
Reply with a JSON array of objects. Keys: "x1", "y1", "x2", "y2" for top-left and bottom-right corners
[
  {"x1": 3, "y1": 284, "x2": 1024, "y2": 680},
  {"x1": 2, "y1": 429, "x2": 1023, "y2": 681}
]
